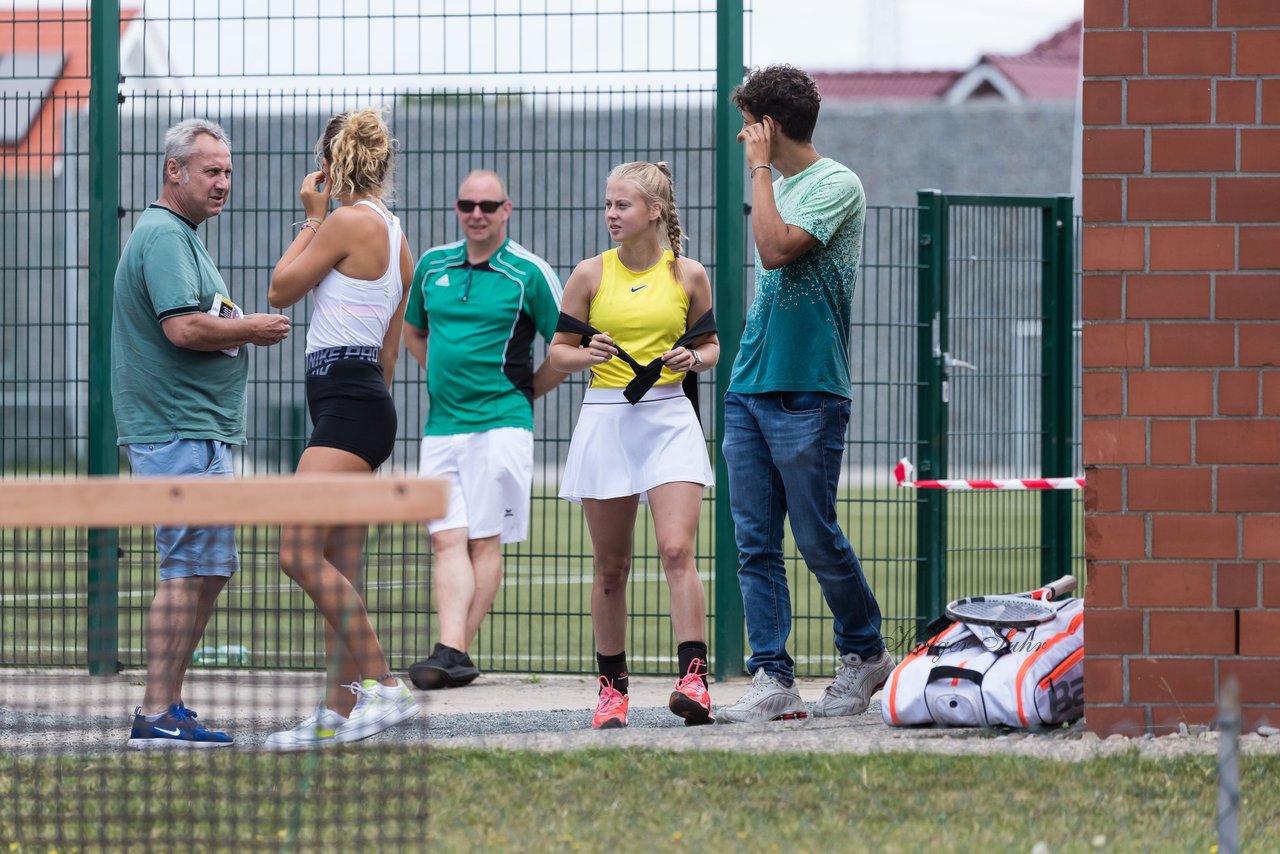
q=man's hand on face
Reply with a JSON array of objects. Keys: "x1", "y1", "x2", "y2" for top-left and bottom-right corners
[{"x1": 737, "y1": 115, "x2": 776, "y2": 169}]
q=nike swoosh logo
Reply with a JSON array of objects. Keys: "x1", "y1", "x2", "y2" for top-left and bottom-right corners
[
  {"x1": 629, "y1": 284, "x2": 649, "y2": 293},
  {"x1": 153, "y1": 727, "x2": 182, "y2": 737}
]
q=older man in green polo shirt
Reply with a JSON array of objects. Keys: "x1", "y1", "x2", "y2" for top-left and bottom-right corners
[{"x1": 113, "y1": 118, "x2": 290, "y2": 747}]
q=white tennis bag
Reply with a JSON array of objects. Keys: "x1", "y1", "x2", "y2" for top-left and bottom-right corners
[{"x1": 881, "y1": 598, "x2": 1085, "y2": 728}]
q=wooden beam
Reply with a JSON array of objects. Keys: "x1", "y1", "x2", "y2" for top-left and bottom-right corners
[{"x1": 0, "y1": 475, "x2": 449, "y2": 528}]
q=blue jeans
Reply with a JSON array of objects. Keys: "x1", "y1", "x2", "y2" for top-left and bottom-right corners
[
  {"x1": 126, "y1": 436, "x2": 240, "y2": 581},
  {"x1": 722, "y1": 391, "x2": 884, "y2": 682}
]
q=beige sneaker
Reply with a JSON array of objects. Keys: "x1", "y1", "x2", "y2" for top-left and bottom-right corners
[{"x1": 812, "y1": 649, "x2": 896, "y2": 718}]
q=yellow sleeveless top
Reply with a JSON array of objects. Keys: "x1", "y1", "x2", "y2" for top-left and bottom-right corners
[{"x1": 588, "y1": 248, "x2": 689, "y2": 390}]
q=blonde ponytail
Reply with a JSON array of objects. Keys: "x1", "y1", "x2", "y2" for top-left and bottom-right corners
[{"x1": 315, "y1": 107, "x2": 396, "y2": 202}]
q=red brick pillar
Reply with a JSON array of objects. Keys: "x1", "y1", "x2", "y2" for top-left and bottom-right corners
[{"x1": 1082, "y1": 0, "x2": 1280, "y2": 736}]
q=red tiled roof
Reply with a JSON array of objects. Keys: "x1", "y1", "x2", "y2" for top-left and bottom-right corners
[
  {"x1": 813, "y1": 70, "x2": 962, "y2": 101},
  {"x1": 977, "y1": 19, "x2": 1081, "y2": 100},
  {"x1": 983, "y1": 55, "x2": 1079, "y2": 100},
  {"x1": 1, "y1": 8, "x2": 140, "y2": 174},
  {"x1": 814, "y1": 18, "x2": 1081, "y2": 103},
  {"x1": 1023, "y1": 18, "x2": 1083, "y2": 61}
]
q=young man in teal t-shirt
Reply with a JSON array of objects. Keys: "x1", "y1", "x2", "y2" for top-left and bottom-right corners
[{"x1": 719, "y1": 66, "x2": 894, "y2": 724}]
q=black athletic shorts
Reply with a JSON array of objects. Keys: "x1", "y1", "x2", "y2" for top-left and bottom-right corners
[{"x1": 304, "y1": 347, "x2": 397, "y2": 470}]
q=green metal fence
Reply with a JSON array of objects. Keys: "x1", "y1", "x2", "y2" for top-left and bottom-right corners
[
  {"x1": 1, "y1": 3, "x2": 1082, "y2": 681},
  {"x1": 912, "y1": 191, "x2": 1083, "y2": 635}
]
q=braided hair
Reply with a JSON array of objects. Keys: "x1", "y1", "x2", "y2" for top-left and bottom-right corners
[{"x1": 606, "y1": 160, "x2": 686, "y2": 280}]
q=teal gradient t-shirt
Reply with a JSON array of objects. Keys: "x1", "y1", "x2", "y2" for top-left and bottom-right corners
[{"x1": 728, "y1": 158, "x2": 866, "y2": 398}]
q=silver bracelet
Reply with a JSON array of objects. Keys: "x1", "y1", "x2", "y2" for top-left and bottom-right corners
[{"x1": 750, "y1": 165, "x2": 771, "y2": 177}]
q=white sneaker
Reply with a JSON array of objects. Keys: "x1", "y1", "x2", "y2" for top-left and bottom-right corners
[
  {"x1": 811, "y1": 649, "x2": 896, "y2": 718},
  {"x1": 333, "y1": 679, "x2": 419, "y2": 743},
  {"x1": 263, "y1": 707, "x2": 347, "y2": 752},
  {"x1": 716, "y1": 669, "x2": 808, "y2": 724}
]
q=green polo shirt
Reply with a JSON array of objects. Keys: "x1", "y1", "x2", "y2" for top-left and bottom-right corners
[{"x1": 111, "y1": 205, "x2": 249, "y2": 445}]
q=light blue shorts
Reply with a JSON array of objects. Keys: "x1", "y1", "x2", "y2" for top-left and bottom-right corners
[{"x1": 125, "y1": 436, "x2": 240, "y2": 581}]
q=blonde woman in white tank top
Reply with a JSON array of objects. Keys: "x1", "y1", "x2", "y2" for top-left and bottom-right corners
[{"x1": 265, "y1": 108, "x2": 417, "y2": 750}]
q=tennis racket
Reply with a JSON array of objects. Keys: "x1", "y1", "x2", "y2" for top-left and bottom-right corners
[{"x1": 944, "y1": 575, "x2": 1077, "y2": 628}]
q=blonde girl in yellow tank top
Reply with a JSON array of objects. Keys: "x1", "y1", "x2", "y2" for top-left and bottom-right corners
[{"x1": 549, "y1": 161, "x2": 720, "y2": 728}]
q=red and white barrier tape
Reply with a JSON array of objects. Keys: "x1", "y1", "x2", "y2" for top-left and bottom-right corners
[{"x1": 893, "y1": 458, "x2": 1085, "y2": 491}]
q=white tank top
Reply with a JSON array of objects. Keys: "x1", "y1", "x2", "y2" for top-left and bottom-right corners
[{"x1": 305, "y1": 199, "x2": 404, "y2": 354}]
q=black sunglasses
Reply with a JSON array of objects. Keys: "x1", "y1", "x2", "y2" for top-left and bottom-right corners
[{"x1": 456, "y1": 199, "x2": 506, "y2": 214}]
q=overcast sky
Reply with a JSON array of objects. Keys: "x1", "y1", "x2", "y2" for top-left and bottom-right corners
[
  {"x1": 750, "y1": 0, "x2": 1084, "y2": 71},
  {"x1": 31, "y1": 1, "x2": 1084, "y2": 91}
]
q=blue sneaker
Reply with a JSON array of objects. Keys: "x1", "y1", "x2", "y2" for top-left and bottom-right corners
[{"x1": 126, "y1": 703, "x2": 234, "y2": 749}]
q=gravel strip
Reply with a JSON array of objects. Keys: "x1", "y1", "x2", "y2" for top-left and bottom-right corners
[{"x1": 3, "y1": 702, "x2": 1278, "y2": 761}]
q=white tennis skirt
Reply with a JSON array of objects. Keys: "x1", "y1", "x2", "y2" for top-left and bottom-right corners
[{"x1": 559, "y1": 384, "x2": 715, "y2": 504}]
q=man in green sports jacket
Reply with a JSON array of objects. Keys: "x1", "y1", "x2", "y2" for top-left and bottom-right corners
[{"x1": 404, "y1": 169, "x2": 564, "y2": 690}]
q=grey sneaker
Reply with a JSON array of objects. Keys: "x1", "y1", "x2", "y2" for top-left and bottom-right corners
[
  {"x1": 333, "y1": 679, "x2": 419, "y2": 743},
  {"x1": 263, "y1": 707, "x2": 347, "y2": 752},
  {"x1": 716, "y1": 669, "x2": 808, "y2": 723},
  {"x1": 811, "y1": 649, "x2": 896, "y2": 718}
]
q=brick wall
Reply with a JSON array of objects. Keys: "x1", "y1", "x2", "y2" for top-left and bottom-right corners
[{"x1": 1082, "y1": 0, "x2": 1280, "y2": 735}]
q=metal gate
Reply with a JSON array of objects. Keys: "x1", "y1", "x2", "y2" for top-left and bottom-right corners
[{"x1": 913, "y1": 191, "x2": 1080, "y2": 636}]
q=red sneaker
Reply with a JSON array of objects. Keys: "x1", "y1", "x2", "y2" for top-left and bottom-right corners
[
  {"x1": 668, "y1": 658, "x2": 714, "y2": 726},
  {"x1": 592, "y1": 676, "x2": 629, "y2": 729}
]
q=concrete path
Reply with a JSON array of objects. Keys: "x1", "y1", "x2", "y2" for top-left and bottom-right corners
[{"x1": 1, "y1": 668, "x2": 769, "y2": 720}]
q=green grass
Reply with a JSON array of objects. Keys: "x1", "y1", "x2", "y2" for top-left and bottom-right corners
[
  {"x1": 0, "y1": 748, "x2": 1271, "y2": 852},
  {"x1": 0, "y1": 488, "x2": 1085, "y2": 678}
]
